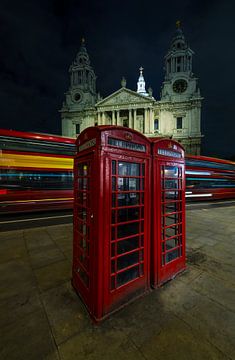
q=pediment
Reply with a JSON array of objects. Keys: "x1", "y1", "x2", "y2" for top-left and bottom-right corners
[{"x1": 96, "y1": 88, "x2": 154, "y2": 107}]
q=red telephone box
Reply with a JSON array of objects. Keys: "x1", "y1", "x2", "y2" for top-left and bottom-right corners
[
  {"x1": 150, "y1": 138, "x2": 186, "y2": 287},
  {"x1": 72, "y1": 126, "x2": 151, "y2": 322}
]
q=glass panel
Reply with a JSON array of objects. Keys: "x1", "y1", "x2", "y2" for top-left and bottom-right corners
[
  {"x1": 78, "y1": 268, "x2": 89, "y2": 287},
  {"x1": 112, "y1": 210, "x2": 116, "y2": 224},
  {"x1": 166, "y1": 238, "x2": 178, "y2": 250},
  {"x1": 111, "y1": 227, "x2": 116, "y2": 240},
  {"x1": 164, "y1": 166, "x2": 178, "y2": 178},
  {"x1": 164, "y1": 202, "x2": 181, "y2": 213},
  {"x1": 78, "y1": 177, "x2": 88, "y2": 190},
  {"x1": 78, "y1": 192, "x2": 88, "y2": 206},
  {"x1": 111, "y1": 276, "x2": 115, "y2": 290},
  {"x1": 117, "y1": 236, "x2": 139, "y2": 254},
  {"x1": 111, "y1": 243, "x2": 115, "y2": 257},
  {"x1": 117, "y1": 222, "x2": 140, "y2": 238},
  {"x1": 112, "y1": 177, "x2": 116, "y2": 191},
  {"x1": 165, "y1": 214, "x2": 179, "y2": 226},
  {"x1": 78, "y1": 163, "x2": 88, "y2": 176},
  {"x1": 78, "y1": 207, "x2": 87, "y2": 220},
  {"x1": 112, "y1": 160, "x2": 116, "y2": 175},
  {"x1": 165, "y1": 191, "x2": 180, "y2": 200},
  {"x1": 140, "y1": 235, "x2": 144, "y2": 247},
  {"x1": 166, "y1": 248, "x2": 179, "y2": 263},
  {"x1": 139, "y1": 263, "x2": 144, "y2": 276},
  {"x1": 164, "y1": 179, "x2": 178, "y2": 189},
  {"x1": 117, "y1": 207, "x2": 140, "y2": 223},
  {"x1": 117, "y1": 193, "x2": 140, "y2": 206},
  {"x1": 165, "y1": 226, "x2": 178, "y2": 238},
  {"x1": 117, "y1": 265, "x2": 139, "y2": 287},
  {"x1": 112, "y1": 194, "x2": 116, "y2": 207},
  {"x1": 117, "y1": 178, "x2": 140, "y2": 191},
  {"x1": 111, "y1": 260, "x2": 115, "y2": 274},
  {"x1": 117, "y1": 251, "x2": 139, "y2": 270},
  {"x1": 118, "y1": 162, "x2": 140, "y2": 176}
]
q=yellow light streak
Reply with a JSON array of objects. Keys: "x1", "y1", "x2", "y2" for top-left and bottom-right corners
[
  {"x1": 0, "y1": 197, "x2": 74, "y2": 204},
  {"x1": 0, "y1": 153, "x2": 74, "y2": 169}
]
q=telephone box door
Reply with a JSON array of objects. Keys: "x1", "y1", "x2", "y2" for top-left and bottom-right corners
[
  {"x1": 73, "y1": 155, "x2": 94, "y2": 312},
  {"x1": 156, "y1": 161, "x2": 186, "y2": 286},
  {"x1": 103, "y1": 154, "x2": 150, "y2": 313}
]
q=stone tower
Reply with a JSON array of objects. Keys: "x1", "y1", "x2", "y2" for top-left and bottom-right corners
[
  {"x1": 156, "y1": 21, "x2": 203, "y2": 154},
  {"x1": 60, "y1": 39, "x2": 97, "y2": 137}
]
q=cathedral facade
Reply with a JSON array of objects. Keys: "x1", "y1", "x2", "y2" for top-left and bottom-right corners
[{"x1": 60, "y1": 24, "x2": 203, "y2": 155}]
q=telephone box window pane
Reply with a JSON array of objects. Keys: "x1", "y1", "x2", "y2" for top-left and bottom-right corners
[
  {"x1": 112, "y1": 177, "x2": 116, "y2": 191},
  {"x1": 111, "y1": 276, "x2": 115, "y2": 290},
  {"x1": 165, "y1": 226, "x2": 178, "y2": 238},
  {"x1": 117, "y1": 178, "x2": 140, "y2": 191},
  {"x1": 165, "y1": 191, "x2": 179, "y2": 200},
  {"x1": 78, "y1": 164, "x2": 88, "y2": 176},
  {"x1": 117, "y1": 193, "x2": 140, "y2": 206},
  {"x1": 117, "y1": 236, "x2": 139, "y2": 254},
  {"x1": 111, "y1": 227, "x2": 116, "y2": 240},
  {"x1": 164, "y1": 166, "x2": 179, "y2": 178},
  {"x1": 165, "y1": 202, "x2": 181, "y2": 213},
  {"x1": 112, "y1": 194, "x2": 116, "y2": 207},
  {"x1": 78, "y1": 208, "x2": 86, "y2": 220},
  {"x1": 117, "y1": 265, "x2": 139, "y2": 287},
  {"x1": 78, "y1": 192, "x2": 88, "y2": 206},
  {"x1": 164, "y1": 180, "x2": 178, "y2": 189},
  {"x1": 117, "y1": 251, "x2": 139, "y2": 270},
  {"x1": 112, "y1": 161, "x2": 116, "y2": 175},
  {"x1": 117, "y1": 207, "x2": 140, "y2": 223},
  {"x1": 165, "y1": 214, "x2": 179, "y2": 226},
  {"x1": 78, "y1": 177, "x2": 88, "y2": 190},
  {"x1": 111, "y1": 260, "x2": 115, "y2": 274},
  {"x1": 118, "y1": 162, "x2": 140, "y2": 176},
  {"x1": 166, "y1": 238, "x2": 178, "y2": 250},
  {"x1": 78, "y1": 268, "x2": 89, "y2": 287},
  {"x1": 166, "y1": 249, "x2": 179, "y2": 263},
  {"x1": 142, "y1": 164, "x2": 145, "y2": 176},
  {"x1": 117, "y1": 222, "x2": 140, "y2": 238},
  {"x1": 111, "y1": 243, "x2": 116, "y2": 257},
  {"x1": 112, "y1": 210, "x2": 116, "y2": 224},
  {"x1": 139, "y1": 263, "x2": 144, "y2": 276},
  {"x1": 141, "y1": 235, "x2": 144, "y2": 247}
]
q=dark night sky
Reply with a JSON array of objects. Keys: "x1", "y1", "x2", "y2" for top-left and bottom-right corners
[{"x1": 0, "y1": 0, "x2": 234, "y2": 158}]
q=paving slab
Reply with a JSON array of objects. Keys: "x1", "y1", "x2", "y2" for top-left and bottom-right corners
[
  {"x1": 34, "y1": 258, "x2": 71, "y2": 292},
  {"x1": 0, "y1": 309, "x2": 58, "y2": 360},
  {"x1": 41, "y1": 281, "x2": 90, "y2": 345}
]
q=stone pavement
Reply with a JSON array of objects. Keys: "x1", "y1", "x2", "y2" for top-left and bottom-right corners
[{"x1": 0, "y1": 205, "x2": 234, "y2": 360}]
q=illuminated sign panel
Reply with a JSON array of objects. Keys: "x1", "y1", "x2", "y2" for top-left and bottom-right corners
[
  {"x1": 157, "y1": 148, "x2": 182, "y2": 158},
  {"x1": 108, "y1": 137, "x2": 146, "y2": 152},
  {"x1": 79, "y1": 138, "x2": 96, "y2": 152}
]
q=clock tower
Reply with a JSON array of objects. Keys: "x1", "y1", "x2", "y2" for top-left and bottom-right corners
[
  {"x1": 60, "y1": 38, "x2": 98, "y2": 137},
  {"x1": 156, "y1": 22, "x2": 203, "y2": 154}
]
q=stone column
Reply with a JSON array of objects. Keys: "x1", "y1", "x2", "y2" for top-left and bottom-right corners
[
  {"x1": 144, "y1": 108, "x2": 148, "y2": 134},
  {"x1": 98, "y1": 111, "x2": 101, "y2": 125},
  {"x1": 129, "y1": 109, "x2": 132, "y2": 129},
  {"x1": 149, "y1": 108, "x2": 154, "y2": 134},
  {"x1": 117, "y1": 110, "x2": 120, "y2": 126},
  {"x1": 133, "y1": 109, "x2": 137, "y2": 130},
  {"x1": 112, "y1": 111, "x2": 115, "y2": 125},
  {"x1": 102, "y1": 112, "x2": 105, "y2": 125}
]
